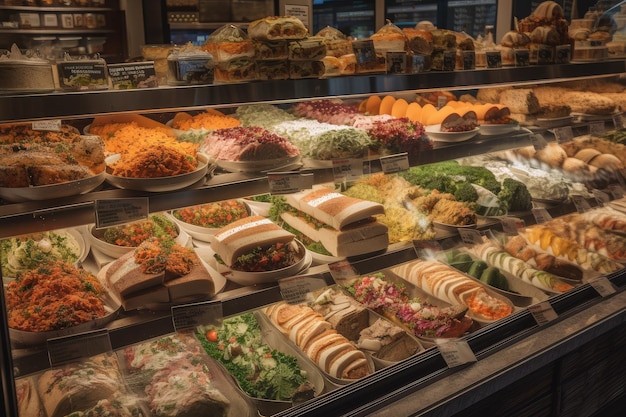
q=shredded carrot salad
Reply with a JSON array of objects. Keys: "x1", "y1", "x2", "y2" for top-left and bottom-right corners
[
  {"x1": 172, "y1": 112, "x2": 241, "y2": 131},
  {"x1": 111, "y1": 144, "x2": 198, "y2": 178},
  {"x1": 133, "y1": 237, "x2": 198, "y2": 275},
  {"x1": 89, "y1": 121, "x2": 196, "y2": 155},
  {"x1": 5, "y1": 260, "x2": 107, "y2": 332}
]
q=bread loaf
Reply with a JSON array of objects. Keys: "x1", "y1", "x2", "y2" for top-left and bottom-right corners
[
  {"x1": 499, "y1": 89, "x2": 541, "y2": 114},
  {"x1": 561, "y1": 91, "x2": 616, "y2": 115}
]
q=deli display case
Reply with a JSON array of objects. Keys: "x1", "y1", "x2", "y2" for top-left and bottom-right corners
[{"x1": 1, "y1": 59, "x2": 626, "y2": 417}]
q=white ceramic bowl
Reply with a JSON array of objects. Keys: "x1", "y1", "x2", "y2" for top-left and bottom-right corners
[
  {"x1": 105, "y1": 153, "x2": 210, "y2": 192},
  {"x1": 425, "y1": 125, "x2": 480, "y2": 142}
]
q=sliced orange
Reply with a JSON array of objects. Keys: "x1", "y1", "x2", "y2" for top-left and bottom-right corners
[
  {"x1": 379, "y1": 95, "x2": 397, "y2": 115},
  {"x1": 365, "y1": 95, "x2": 382, "y2": 115},
  {"x1": 391, "y1": 98, "x2": 409, "y2": 118},
  {"x1": 419, "y1": 103, "x2": 437, "y2": 125},
  {"x1": 426, "y1": 105, "x2": 456, "y2": 126},
  {"x1": 405, "y1": 102, "x2": 423, "y2": 122}
]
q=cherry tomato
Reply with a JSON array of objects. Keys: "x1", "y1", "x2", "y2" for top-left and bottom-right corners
[{"x1": 206, "y1": 329, "x2": 218, "y2": 342}]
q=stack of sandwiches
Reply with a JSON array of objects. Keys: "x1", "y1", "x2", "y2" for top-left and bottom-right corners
[{"x1": 274, "y1": 187, "x2": 389, "y2": 258}]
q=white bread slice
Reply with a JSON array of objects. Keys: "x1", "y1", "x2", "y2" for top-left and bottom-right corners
[
  {"x1": 121, "y1": 285, "x2": 170, "y2": 311},
  {"x1": 211, "y1": 215, "x2": 294, "y2": 267},
  {"x1": 329, "y1": 348, "x2": 367, "y2": 379},
  {"x1": 285, "y1": 188, "x2": 385, "y2": 230},
  {"x1": 318, "y1": 342, "x2": 354, "y2": 373},
  {"x1": 164, "y1": 262, "x2": 216, "y2": 302},
  {"x1": 106, "y1": 250, "x2": 165, "y2": 297},
  {"x1": 280, "y1": 211, "x2": 389, "y2": 257}
]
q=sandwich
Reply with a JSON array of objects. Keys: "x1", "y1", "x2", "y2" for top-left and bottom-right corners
[
  {"x1": 370, "y1": 21, "x2": 407, "y2": 52},
  {"x1": 105, "y1": 237, "x2": 216, "y2": 310},
  {"x1": 288, "y1": 37, "x2": 328, "y2": 61},
  {"x1": 321, "y1": 54, "x2": 356, "y2": 76},
  {"x1": 202, "y1": 24, "x2": 255, "y2": 63},
  {"x1": 316, "y1": 26, "x2": 353, "y2": 57},
  {"x1": 271, "y1": 187, "x2": 389, "y2": 258},
  {"x1": 248, "y1": 16, "x2": 308, "y2": 41},
  {"x1": 288, "y1": 60, "x2": 325, "y2": 79},
  {"x1": 253, "y1": 39, "x2": 289, "y2": 60},
  {"x1": 256, "y1": 59, "x2": 290, "y2": 80},
  {"x1": 210, "y1": 215, "x2": 302, "y2": 272}
]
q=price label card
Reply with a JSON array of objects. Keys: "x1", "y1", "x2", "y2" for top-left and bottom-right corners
[
  {"x1": 268, "y1": 172, "x2": 314, "y2": 195},
  {"x1": 553, "y1": 126, "x2": 574, "y2": 143},
  {"x1": 530, "y1": 134, "x2": 548, "y2": 150},
  {"x1": 278, "y1": 275, "x2": 328, "y2": 304},
  {"x1": 327, "y1": 259, "x2": 359, "y2": 284},
  {"x1": 95, "y1": 198, "x2": 149, "y2": 228},
  {"x1": 608, "y1": 184, "x2": 625, "y2": 199},
  {"x1": 531, "y1": 207, "x2": 552, "y2": 224},
  {"x1": 32, "y1": 119, "x2": 62, "y2": 131},
  {"x1": 613, "y1": 113, "x2": 625, "y2": 130},
  {"x1": 570, "y1": 195, "x2": 592, "y2": 213},
  {"x1": 47, "y1": 329, "x2": 111, "y2": 366},
  {"x1": 588, "y1": 276, "x2": 617, "y2": 297},
  {"x1": 528, "y1": 301, "x2": 558, "y2": 326},
  {"x1": 501, "y1": 217, "x2": 525, "y2": 235},
  {"x1": 589, "y1": 121, "x2": 605, "y2": 136},
  {"x1": 380, "y1": 153, "x2": 409, "y2": 174},
  {"x1": 436, "y1": 339, "x2": 477, "y2": 368},
  {"x1": 172, "y1": 300, "x2": 223, "y2": 331},
  {"x1": 458, "y1": 228, "x2": 483, "y2": 246},
  {"x1": 107, "y1": 61, "x2": 158, "y2": 89},
  {"x1": 592, "y1": 189, "x2": 610, "y2": 207},
  {"x1": 332, "y1": 158, "x2": 363, "y2": 183}
]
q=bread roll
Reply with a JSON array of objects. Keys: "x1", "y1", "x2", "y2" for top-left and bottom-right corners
[{"x1": 248, "y1": 16, "x2": 308, "y2": 40}]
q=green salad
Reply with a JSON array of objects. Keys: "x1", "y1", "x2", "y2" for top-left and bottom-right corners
[{"x1": 196, "y1": 313, "x2": 311, "y2": 401}]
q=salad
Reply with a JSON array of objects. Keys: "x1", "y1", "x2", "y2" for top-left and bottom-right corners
[
  {"x1": 1, "y1": 230, "x2": 81, "y2": 277},
  {"x1": 196, "y1": 313, "x2": 313, "y2": 402},
  {"x1": 173, "y1": 200, "x2": 249, "y2": 228}
]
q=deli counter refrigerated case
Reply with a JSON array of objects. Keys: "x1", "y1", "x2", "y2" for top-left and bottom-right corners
[{"x1": 1, "y1": 60, "x2": 625, "y2": 417}]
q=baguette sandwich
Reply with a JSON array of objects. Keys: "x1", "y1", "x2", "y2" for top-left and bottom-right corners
[
  {"x1": 211, "y1": 215, "x2": 301, "y2": 272},
  {"x1": 248, "y1": 16, "x2": 308, "y2": 41},
  {"x1": 272, "y1": 187, "x2": 388, "y2": 258}
]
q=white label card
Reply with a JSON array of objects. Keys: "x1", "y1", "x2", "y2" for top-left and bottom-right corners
[
  {"x1": 172, "y1": 300, "x2": 223, "y2": 331},
  {"x1": 380, "y1": 153, "x2": 409, "y2": 174},
  {"x1": 588, "y1": 276, "x2": 617, "y2": 297},
  {"x1": 589, "y1": 121, "x2": 605, "y2": 136},
  {"x1": 47, "y1": 329, "x2": 111, "y2": 366},
  {"x1": 501, "y1": 217, "x2": 525, "y2": 234},
  {"x1": 278, "y1": 275, "x2": 328, "y2": 304},
  {"x1": 531, "y1": 207, "x2": 552, "y2": 223},
  {"x1": 570, "y1": 195, "x2": 592, "y2": 213},
  {"x1": 436, "y1": 339, "x2": 477, "y2": 368},
  {"x1": 613, "y1": 113, "x2": 625, "y2": 130},
  {"x1": 95, "y1": 198, "x2": 149, "y2": 228},
  {"x1": 268, "y1": 172, "x2": 314, "y2": 195},
  {"x1": 327, "y1": 259, "x2": 359, "y2": 284},
  {"x1": 32, "y1": 119, "x2": 62, "y2": 131},
  {"x1": 332, "y1": 158, "x2": 363, "y2": 183},
  {"x1": 528, "y1": 301, "x2": 558, "y2": 326},
  {"x1": 458, "y1": 228, "x2": 483, "y2": 245},
  {"x1": 553, "y1": 126, "x2": 573, "y2": 143}
]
